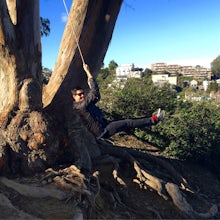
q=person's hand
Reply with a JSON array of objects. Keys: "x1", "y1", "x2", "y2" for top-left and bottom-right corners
[
  {"x1": 83, "y1": 63, "x2": 90, "y2": 73},
  {"x1": 83, "y1": 63, "x2": 93, "y2": 79}
]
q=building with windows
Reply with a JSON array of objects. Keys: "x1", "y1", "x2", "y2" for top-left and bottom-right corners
[
  {"x1": 151, "y1": 62, "x2": 211, "y2": 79},
  {"x1": 180, "y1": 66, "x2": 195, "y2": 77},
  {"x1": 167, "y1": 64, "x2": 181, "y2": 74},
  {"x1": 116, "y1": 64, "x2": 142, "y2": 79},
  {"x1": 151, "y1": 74, "x2": 177, "y2": 86},
  {"x1": 151, "y1": 63, "x2": 167, "y2": 73}
]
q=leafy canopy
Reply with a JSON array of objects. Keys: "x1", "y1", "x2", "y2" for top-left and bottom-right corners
[
  {"x1": 40, "y1": 17, "x2": 50, "y2": 37},
  {"x1": 211, "y1": 55, "x2": 220, "y2": 78}
]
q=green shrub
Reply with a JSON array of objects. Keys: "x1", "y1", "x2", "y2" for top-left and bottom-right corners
[
  {"x1": 112, "y1": 78, "x2": 177, "y2": 118},
  {"x1": 157, "y1": 101, "x2": 220, "y2": 161}
]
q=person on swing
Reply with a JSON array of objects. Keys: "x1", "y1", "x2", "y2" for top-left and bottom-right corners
[{"x1": 72, "y1": 63, "x2": 165, "y2": 139}]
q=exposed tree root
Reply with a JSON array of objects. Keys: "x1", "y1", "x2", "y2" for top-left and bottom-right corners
[
  {"x1": 146, "y1": 206, "x2": 163, "y2": 219},
  {"x1": 0, "y1": 176, "x2": 69, "y2": 200},
  {"x1": 133, "y1": 160, "x2": 168, "y2": 200},
  {"x1": 0, "y1": 193, "x2": 39, "y2": 219},
  {"x1": 100, "y1": 139, "x2": 189, "y2": 189},
  {"x1": 0, "y1": 137, "x2": 219, "y2": 219},
  {"x1": 97, "y1": 139, "x2": 219, "y2": 218},
  {"x1": 93, "y1": 154, "x2": 126, "y2": 187},
  {"x1": 165, "y1": 182, "x2": 218, "y2": 218},
  {"x1": 40, "y1": 165, "x2": 101, "y2": 218},
  {"x1": 0, "y1": 165, "x2": 98, "y2": 219}
]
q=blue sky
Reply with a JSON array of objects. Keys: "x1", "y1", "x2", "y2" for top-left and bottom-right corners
[{"x1": 40, "y1": 0, "x2": 220, "y2": 70}]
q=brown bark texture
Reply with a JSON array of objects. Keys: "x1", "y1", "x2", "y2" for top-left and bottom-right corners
[{"x1": 0, "y1": 0, "x2": 42, "y2": 115}]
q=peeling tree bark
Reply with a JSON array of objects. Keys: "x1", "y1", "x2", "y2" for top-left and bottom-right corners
[
  {"x1": 0, "y1": 0, "x2": 42, "y2": 116},
  {"x1": 0, "y1": 1, "x2": 41, "y2": 172}
]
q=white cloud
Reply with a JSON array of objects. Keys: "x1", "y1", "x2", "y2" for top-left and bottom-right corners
[{"x1": 61, "y1": 13, "x2": 68, "y2": 23}]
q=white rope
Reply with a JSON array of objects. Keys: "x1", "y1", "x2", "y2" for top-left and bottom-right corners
[{"x1": 62, "y1": 0, "x2": 85, "y2": 64}]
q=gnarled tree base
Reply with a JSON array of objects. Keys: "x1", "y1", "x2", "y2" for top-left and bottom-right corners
[
  {"x1": 0, "y1": 110, "x2": 61, "y2": 175},
  {"x1": 0, "y1": 137, "x2": 219, "y2": 219}
]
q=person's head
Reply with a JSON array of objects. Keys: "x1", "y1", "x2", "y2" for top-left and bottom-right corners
[{"x1": 71, "y1": 87, "x2": 85, "y2": 102}]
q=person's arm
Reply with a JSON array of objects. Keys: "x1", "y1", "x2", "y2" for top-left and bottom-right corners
[
  {"x1": 84, "y1": 64, "x2": 101, "y2": 104},
  {"x1": 83, "y1": 63, "x2": 93, "y2": 86},
  {"x1": 74, "y1": 64, "x2": 100, "y2": 110}
]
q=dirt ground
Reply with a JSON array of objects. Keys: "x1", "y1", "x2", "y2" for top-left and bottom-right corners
[{"x1": 0, "y1": 134, "x2": 220, "y2": 219}]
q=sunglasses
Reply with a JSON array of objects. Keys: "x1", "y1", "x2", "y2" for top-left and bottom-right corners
[{"x1": 75, "y1": 92, "x2": 84, "y2": 96}]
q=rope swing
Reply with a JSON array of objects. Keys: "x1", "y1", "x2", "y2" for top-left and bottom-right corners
[{"x1": 62, "y1": 0, "x2": 85, "y2": 64}]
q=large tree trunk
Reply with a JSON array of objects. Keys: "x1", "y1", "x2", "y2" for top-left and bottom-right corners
[
  {"x1": 0, "y1": 0, "x2": 42, "y2": 115},
  {"x1": 0, "y1": 0, "x2": 46, "y2": 174},
  {"x1": 0, "y1": 0, "x2": 122, "y2": 174}
]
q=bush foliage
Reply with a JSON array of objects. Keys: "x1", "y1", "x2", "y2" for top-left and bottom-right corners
[
  {"x1": 97, "y1": 66, "x2": 220, "y2": 165},
  {"x1": 159, "y1": 101, "x2": 220, "y2": 160}
]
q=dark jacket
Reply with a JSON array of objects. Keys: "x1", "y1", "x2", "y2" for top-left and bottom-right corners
[{"x1": 73, "y1": 78, "x2": 108, "y2": 136}]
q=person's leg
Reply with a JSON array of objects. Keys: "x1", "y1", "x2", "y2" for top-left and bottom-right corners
[
  {"x1": 104, "y1": 117, "x2": 154, "y2": 138},
  {"x1": 97, "y1": 109, "x2": 165, "y2": 139}
]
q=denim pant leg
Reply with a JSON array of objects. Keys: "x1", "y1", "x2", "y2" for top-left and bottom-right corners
[{"x1": 104, "y1": 117, "x2": 154, "y2": 138}]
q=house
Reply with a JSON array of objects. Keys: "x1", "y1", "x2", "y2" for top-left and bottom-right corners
[
  {"x1": 190, "y1": 80, "x2": 198, "y2": 88},
  {"x1": 116, "y1": 64, "x2": 142, "y2": 79},
  {"x1": 203, "y1": 80, "x2": 209, "y2": 91},
  {"x1": 151, "y1": 74, "x2": 177, "y2": 86},
  {"x1": 116, "y1": 64, "x2": 133, "y2": 78}
]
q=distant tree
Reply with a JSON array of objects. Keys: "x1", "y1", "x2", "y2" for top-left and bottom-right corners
[
  {"x1": 96, "y1": 64, "x2": 117, "y2": 119},
  {"x1": 142, "y1": 68, "x2": 152, "y2": 77},
  {"x1": 97, "y1": 67, "x2": 115, "y2": 90},
  {"x1": 211, "y1": 55, "x2": 220, "y2": 78},
  {"x1": 177, "y1": 75, "x2": 186, "y2": 88},
  {"x1": 206, "y1": 81, "x2": 219, "y2": 93},
  {"x1": 108, "y1": 60, "x2": 118, "y2": 71},
  {"x1": 161, "y1": 70, "x2": 171, "y2": 75},
  {"x1": 97, "y1": 60, "x2": 118, "y2": 88},
  {"x1": 42, "y1": 67, "x2": 51, "y2": 72},
  {"x1": 97, "y1": 68, "x2": 110, "y2": 81},
  {"x1": 40, "y1": 17, "x2": 50, "y2": 37},
  {"x1": 42, "y1": 67, "x2": 52, "y2": 85}
]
